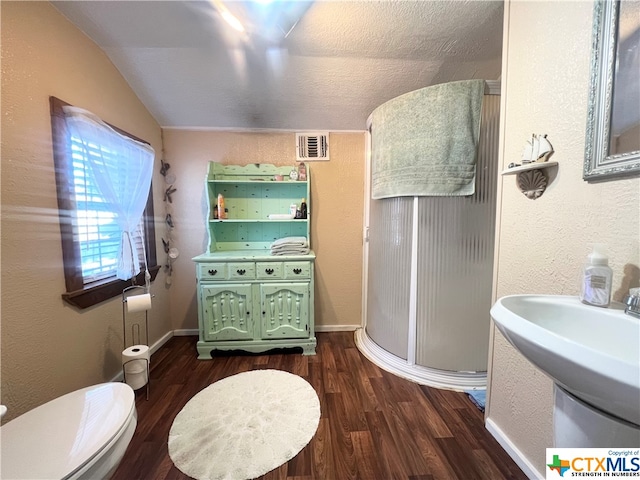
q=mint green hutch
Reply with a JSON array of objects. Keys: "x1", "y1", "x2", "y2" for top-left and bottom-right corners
[{"x1": 193, "y1": 163, "x2": 316, "y2": 358}]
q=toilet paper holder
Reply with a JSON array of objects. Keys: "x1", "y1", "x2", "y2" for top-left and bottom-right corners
[{"x1": 122, "y1": 285, "x2": 153, "y2": 400}]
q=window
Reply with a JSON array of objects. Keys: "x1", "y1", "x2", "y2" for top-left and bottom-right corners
[
  {"x1": 50, "y1": 97, "x2": 159, "y2": 309},
  {"x1": 71, "y1": 136, "x2": 141, "y2": 282}
]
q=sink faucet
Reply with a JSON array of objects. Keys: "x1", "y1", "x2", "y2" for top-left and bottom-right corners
[{"x1": 624, "y1": 289, "x2": 640, "y2": 319}]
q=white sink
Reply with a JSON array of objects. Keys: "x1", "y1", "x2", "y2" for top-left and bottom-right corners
[{"x1": 491, "y1": 295, "x2": 640, "y2": 426}]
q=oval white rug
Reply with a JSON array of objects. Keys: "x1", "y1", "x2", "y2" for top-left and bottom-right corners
[{"x1": 168, "y1": 369, "x2": 320, "y2": 480}]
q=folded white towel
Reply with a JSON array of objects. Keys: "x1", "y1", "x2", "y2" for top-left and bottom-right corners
[
  {"x1": 271, "y1": 242, "x2": 308, "y2": 252},
  {"x1": 271, "y1": 236, "x2": 308, "y2": 248},
  {"x1": 271, "y1": 247, "x2": 310, "y2": 256}
]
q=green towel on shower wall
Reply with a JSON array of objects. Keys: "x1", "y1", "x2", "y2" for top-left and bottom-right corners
[{"x1": 371, "y1": 79, "x2": 485, "y2": 199}]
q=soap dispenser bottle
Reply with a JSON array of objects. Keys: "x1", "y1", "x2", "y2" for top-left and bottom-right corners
[{"x1": 580, "y1": 244, "x2": 613, "y2": 307}]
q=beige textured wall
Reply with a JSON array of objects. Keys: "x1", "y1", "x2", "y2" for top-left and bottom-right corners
[
  {"x1": 1, "y1": 2, "x2": 171, "y2": 421},
  {"x1": 161, "y1": 130, "x2": 365, "y2": 331},
  {"x1": 488, "y1": 1, "x2": 640, "y2": 476}
]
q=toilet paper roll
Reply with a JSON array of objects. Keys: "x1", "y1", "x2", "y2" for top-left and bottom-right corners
[
  {"x1": 122, "y1": 345, "x2": 150, "y2": 390},
  {"x1": 126, "y1": 293, "x2": 152, "y2": 313}
]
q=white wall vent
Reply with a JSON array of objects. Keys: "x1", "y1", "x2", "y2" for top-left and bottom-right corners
[{"x1": 296, "y1": 132, "x2": 329, "y2": 161}]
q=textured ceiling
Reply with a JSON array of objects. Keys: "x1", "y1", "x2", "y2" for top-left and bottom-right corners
[{"x1": 52, "y1": 0, "x2": 503, "y2": 131}]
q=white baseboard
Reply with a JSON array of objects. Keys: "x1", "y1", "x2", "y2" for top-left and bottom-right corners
[
  {"x1": 315, "y1": 324, "x2": 359, "y2": 332},
  {"x1": 149, "y1": 331, "x2": 174, "y2": 354},
  {"x1": 485, "y1": 417, "x2": 543, "y2": 480},
  {"x1": 173, "y1": 329, "x2": 198, "y2": 336}
]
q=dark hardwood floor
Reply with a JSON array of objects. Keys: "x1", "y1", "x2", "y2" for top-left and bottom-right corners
[{"x1": 112, "y1": 332, "x2": 526, "y2": 480}]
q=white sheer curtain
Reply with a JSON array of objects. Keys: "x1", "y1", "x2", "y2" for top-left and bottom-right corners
[{"x1": 63, "y1": 106, "x2": 154, "y2": 281}]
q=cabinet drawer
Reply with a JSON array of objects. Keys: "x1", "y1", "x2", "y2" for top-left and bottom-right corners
[
  {"x1": 256, "y1": 262, "x2": 284, "y2": 280},
  {"x1": 228, "y1": 262, "x2": 256, "y2": 280},
  {"x1": 284, "y1": 261, "x2": 311, "y2": 279},
  {"x1": 199, "y1": 263, "x2": 228, "y2": 280}
]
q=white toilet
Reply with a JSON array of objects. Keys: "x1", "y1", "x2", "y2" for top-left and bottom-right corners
[{"x1": 1, "y1": 382, "x2": 137, "y2": 479}]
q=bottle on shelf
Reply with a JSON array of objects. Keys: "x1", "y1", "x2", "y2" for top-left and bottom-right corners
[
  {"x1": 217, "y1": 193, "x2": 226, "y2": 219},
  {"x1": 300, "y1": 198, "x2": 307, "y2": 219}
]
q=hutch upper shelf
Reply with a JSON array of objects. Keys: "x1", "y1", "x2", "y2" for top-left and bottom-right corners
[{"x1": 205, "y1": 163, "x2": 310, "y2": 253}]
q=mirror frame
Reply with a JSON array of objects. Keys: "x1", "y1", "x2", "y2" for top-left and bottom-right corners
[{"x1": 584, "y1": 0, "x2": 640, "y2": 181}]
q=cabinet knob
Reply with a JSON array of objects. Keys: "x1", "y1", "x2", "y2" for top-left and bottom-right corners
[
  {"x1": 293, "y1": 268, "x2": 302, "y2": 274},
  {"x1": 208, "y1": 269, "x2": 217, "y2": 275},
  {"x1": 265, "y1": 268, "x2": 274, "y2": 275},
  {"x1": 237, "y1": 269, "x2": 246, "y2": 275}
]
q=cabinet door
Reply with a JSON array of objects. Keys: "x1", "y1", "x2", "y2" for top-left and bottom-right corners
[
  {"x1": 260, "y1": 283, "x2": 309, "y2": 339},
  {"x1": 201, "y1": 284, "x2": 253, "y2": 341}
]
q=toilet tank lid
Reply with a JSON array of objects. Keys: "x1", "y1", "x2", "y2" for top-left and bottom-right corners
[{"x1": 1, "y1": 382, "x2": 135, "y2": 479}]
